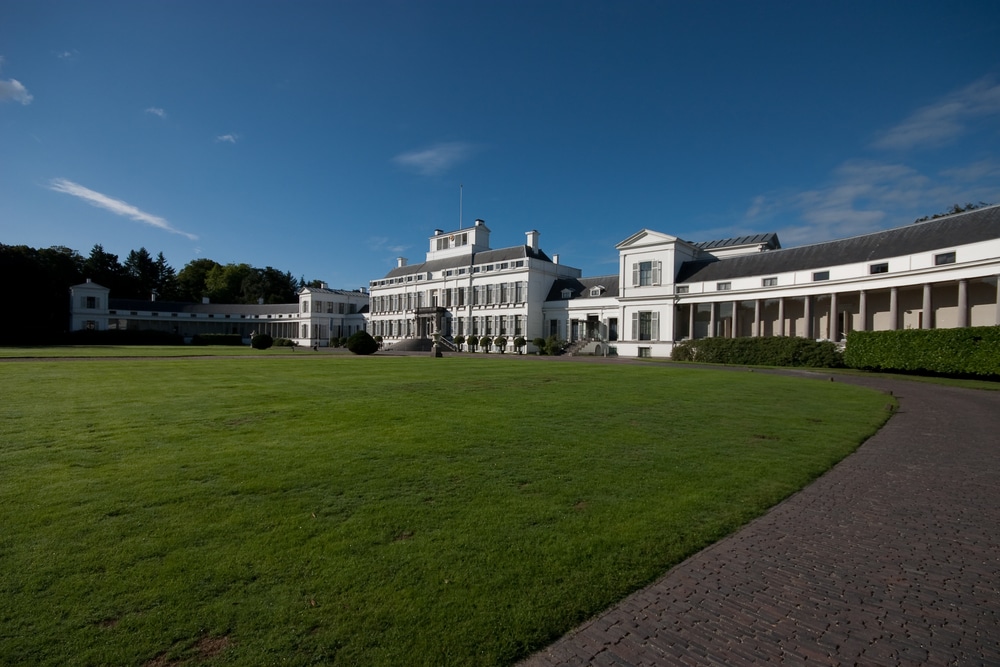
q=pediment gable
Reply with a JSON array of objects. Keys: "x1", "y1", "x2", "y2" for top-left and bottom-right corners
[{"x1": 615, "y1": 229, "x2": 686, "y2": 250}]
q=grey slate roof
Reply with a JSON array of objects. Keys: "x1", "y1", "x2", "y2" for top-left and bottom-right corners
[
  {"x1": 691, "y1": 232, "x2": 781, "y2": 251},
  {"x1": 545, "y1": 275, "x2": 620, "y2": 302},
  {"x1": 676, "y1": 205, "x2": 1000, "y2": 283},
  {"x1": 380, "y1": 245, "x2": 553, "y2": 279}
]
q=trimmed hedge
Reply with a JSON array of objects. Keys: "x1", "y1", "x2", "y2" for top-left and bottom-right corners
[
  {"x1": 192, "y1": 334, "x2": 244, "y2": 346},
  {"x1": 844, "y1": 326, "x2": 1000, "y2": 378},
  {"x1": 671, "y1": 336, "x2": 843, "y2": 368},
  {"x1": 250, "y1": 333, "x2": 274, "y2": 350}
]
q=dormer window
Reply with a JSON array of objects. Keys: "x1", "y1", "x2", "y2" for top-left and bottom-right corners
[
  {"x1": 560, "y1": 288, "x2": 573, "y2": 300},
  {"x1": 589, "y1": 285, "x2": 605, "y2": 297}
]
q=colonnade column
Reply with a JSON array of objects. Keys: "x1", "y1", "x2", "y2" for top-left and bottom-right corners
[
  {"x1": 688, "y1": 303, "x2": 695, "y2": 340},
  {"x1": 829, "y1": 292, "x2": 838, "y2": 341},
  {"x1": 957, "y1": 280, "x2": 968, "y2": 328},
  {"x1": 708, "y1": 303, "x2": 716, "y2": 338},
  {"x1": 803, "y1": 295, "x2": 812, "y2": 339},
  {"x1": 858, "y1": 290, "x2": 867, "y2": 332},
  {"x1": 753, "y1": 299, "x2": 761, "y2": 337},
  {"x1": 731, "y1": 300, "x2": 738, "y2": 338},
  {"x1": 889, "y1": 287, "x2": 899, "y2": 330},
  {"x1": 777, "y1": 297, "x2": 785, "y2": 336},
  {"x1": 922, "y1": 283, "x2": 932, "y2": 329}
]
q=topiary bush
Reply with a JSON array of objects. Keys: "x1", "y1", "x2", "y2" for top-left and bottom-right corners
[
  {"x1": 453, "y1": 335, "x2": 465, "y2": 351},
  {"x1": 845, "y1": 326, "x2": 1000, "y2": 378},
  {"x1": 479, "y1": 335, "x2": 493, "y2": 353},
  {"x1": 251, "y1": 333, "x2": 274, "y2": 350},
  {"x1": 513, "y1": 336, "x2": 526, "y2": 354},
  {"x1": 494, "y1": 336, "x2": 507, "y2": 353},
  {"x1": 346, "y1": 330, "x2": 378, "y2": 355},
  {"x1": 532, "y1": 337, "x2": 546, "y2": 354},
  {"x1": 467, "y1": 336, "x2": 478, "y2": 352},
  {"x1": 670, "y1": 336, "x2": 843, "y2": 368}
]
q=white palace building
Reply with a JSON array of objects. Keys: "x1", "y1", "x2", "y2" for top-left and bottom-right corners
[{"x1": 71, "y1": 204, "x2": 1000, "y2": 357}]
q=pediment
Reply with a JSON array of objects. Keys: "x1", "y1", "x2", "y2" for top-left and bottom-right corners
[{"x1": 615, "y1": 229, "x2": 683, "y2": 250}]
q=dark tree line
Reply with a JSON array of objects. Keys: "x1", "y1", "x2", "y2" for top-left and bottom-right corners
[{"x1": 0, "y1": 242, "x2": 310, "y2": 344}]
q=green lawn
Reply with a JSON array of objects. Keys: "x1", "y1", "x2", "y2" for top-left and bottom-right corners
[{"x1": 0, "y1": 353, "x2": 892, "y2": 665}]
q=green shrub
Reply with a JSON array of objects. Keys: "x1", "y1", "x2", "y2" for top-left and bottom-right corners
[
  {"x1": 479, "y1": 335, "x2": 493, "y2": 353},
  {"x1": 453, "y1": 335, "x2": 465, "y2": 351},
  {"x1": 845, "y1": 326, "x2": 1000, "y2": 378},
  {"x1": 532, "y1": 337, "x2": 546, "y2": 354},
  {"x1": 273, "y1": 338, "x2": 296, "y2": 347},
  {"x1": 671, "y1": 336, "x2": 843, "y2": 368},
  {"x1": 346, "y1": 330, "x2": 378, "y2": 355},
  {"x1": 467, "y1": 336, "x2": 478, "y2": 351},
  {"x1": 513, "y1": 336, "x2": 527, "y2": 354},
  {"x1": 494, "y1": 335, "x2": 508, "y2": 353},
  {"x1": 373, "y1": 335, "x2": 383, "y2": 349},
  {"x1": 250, "y1": 333, "x2": 274, "y2": 350},
  {"x1": 544, "y1": 335, "x2": 566, "y2": 356}
]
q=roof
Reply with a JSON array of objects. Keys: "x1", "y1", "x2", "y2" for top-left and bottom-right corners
[
  {"x1": 676, "y1": 205, "x2": 1000, "y2": 283},
  {"x1": 380, "y1": 244, "x2": 554, "y2": 279},
  {"x1": 545, "y1": 275, "x2": 620, "y2": 301},
  {"x1": 108, "y1": 299, "x2": 300, "y2": 315},
  {"x1": 691, "y1": 232, "x2": 780, "y2": 251}
]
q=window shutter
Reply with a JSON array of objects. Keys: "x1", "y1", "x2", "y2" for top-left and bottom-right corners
[
  {"x1": 651, "y1": 312, "x2": 660, "y2": 340},
  {"x1": 632, "y1": 263, "x2": 639, "y2": 286},
  {"x1": 631, "y1": 312, "x2": 639, "y2": 340},
  {"x1": 653, "y1": 261, "x2": 662, "y2": 286}
]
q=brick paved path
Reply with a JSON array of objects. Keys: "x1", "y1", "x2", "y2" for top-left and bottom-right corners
[{"x1": 520, "y1": 375, "x2": 1000, "y2": 666}]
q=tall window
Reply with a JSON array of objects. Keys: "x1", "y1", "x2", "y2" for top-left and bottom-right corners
[
  {"x1": 632, "y1": 311, "x2": 659, "y2": 341},
  {"x1": 632, "y1": 260, "x2": 661, "y2": 286}
]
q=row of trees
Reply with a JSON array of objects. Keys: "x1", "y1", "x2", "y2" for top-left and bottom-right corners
[{"x1": 0, "y1": 242, "x2": 320, "y2": 345}]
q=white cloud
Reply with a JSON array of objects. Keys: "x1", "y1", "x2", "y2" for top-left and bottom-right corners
[
  {"x1": 56, "y1": 49, "x2": 79, "y2": 61},
  {"x1": 0, "y1": 57, "x2": 32, "y2": 105},
  {"x1": 145, "y1": 107, "x2": 167, "y2": 119},
  {"x1": 737, "y1": 158, "x2": 1000, "y2": 247},
  {"x1": 392, "y1": 142, "x2": 478, "y2": 176},
  {"x1": 47, "y1": 178, "x2": 198, "y2": 241},
  {"x1": 215, "y1": 133, "x2": 240, "y2": 144},
  {"x1": 873, "y1": 77, "x2": 1000, "y2": 151}
]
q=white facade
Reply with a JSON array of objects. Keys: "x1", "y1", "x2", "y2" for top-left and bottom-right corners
[
  {"x1": 68, "y1": 282, "x2": 367, "y2": 346},
  {"x1": 69, "y1": 205, "x2": 1000, "y2": 357},
  {"x1": 367, "y1": 220, "x2": 582, "y2": 351}
]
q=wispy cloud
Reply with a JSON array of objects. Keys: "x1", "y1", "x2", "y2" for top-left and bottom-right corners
[
  {"x1": 55, "y1": 49, "x2": 79, "y2": 61},
  {"x1": 368, "y1": 236, "x2": 408, "y2": 254},
  {"x1": 215, "y1": 133, "x2": 240, "y2": 144},
  {"x1": 47, "y1": 178, "x2": 198, "y2": 241},
  {"x1": 743, "y1": 158, "x2": 998, "y2": 247},
  {"x1": 872, "y1": 76, "x2": 1000, "y2": 151},
  {"x1": 145, "y1": 107, "x2": 167, "y2": 119},
  {"x1": 392, "y1": 142, "x2": 478, "y2": 176},
  {"x1": 0, "y1": 56, "x2": 33, "y2": 105}
]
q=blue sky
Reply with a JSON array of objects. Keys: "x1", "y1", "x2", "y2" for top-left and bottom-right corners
[{"x1": 2, "y1": 1, "x2": 999, "y2": 289}]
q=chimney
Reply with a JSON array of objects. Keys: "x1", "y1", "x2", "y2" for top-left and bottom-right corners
[
  {"x1": 397, "y1": 257, "x2": 408, "y2": 268},
  {"x1": 85, "y1": 278, "x2": 92, "y2": 284},
  {"x1": 526, "y1": 230, "x2": 540, "y2": 251},
  {"x1": 434, "y1": 229, "x2": 443, "y2": 236},
  {"x1": 474, "y1": 219, "x2": 484, "y2": 227},
  {"x1": 258, "y1": 297, "x2": 264, "y2": 305},
  {"x1": 151, "y1": 291, "x2": 157, "y2": 302},
  {"x1": 552, "y1": 254, "x2": 560, "y2": 265},
  {"x1": 202, "y1": 296, "x2": 210, "y2": 304}
]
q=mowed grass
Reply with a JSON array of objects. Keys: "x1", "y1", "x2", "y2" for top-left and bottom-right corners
[{"x1": 0, "y1": 354, "x2": 892, "y2": 665}]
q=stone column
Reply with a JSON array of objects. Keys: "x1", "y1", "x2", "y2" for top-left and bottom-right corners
[
  {"x1": 829, "y1": 292, "x2": 838, "y2": 340},
  {"x1": 777, "y1": 297, "x2": 785, "y2": 336},
  {"x1": 688, "y1": 303, "x2": 696, "y2": 340},
  {"x1": 803, "y1": 295, "x2": 812, "y2": 339},
  {"x1": 889, "y1": 287, "x2": 899, "y2": 330},
  {"x1": 957, "y1": 279, "x2": 969, "y2": 328},
  {"x1": 922, "y1": 283, "x2": 932, "y2": 329},
  {"x1": 858, "y1": 290, "x2": 867, "y2": 332},
  {"x1": 731, "y1": 300, "x2": 739, "y2": 338},
  {"x1": 708, "y1": 303, "x2": 716, "y2": 338},
  {"x1": 753, "y1": 299, "x2": 761, "y2": 337}
]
